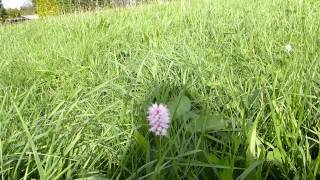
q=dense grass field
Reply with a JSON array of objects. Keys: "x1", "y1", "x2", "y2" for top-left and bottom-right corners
[{"x1": 1, "y1": 0, "x2": 320, "y2": 179}]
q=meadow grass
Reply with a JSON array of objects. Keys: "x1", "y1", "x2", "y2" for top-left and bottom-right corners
[{"x1": 0, "y1": 0, "x2": 320, "y2": 179}]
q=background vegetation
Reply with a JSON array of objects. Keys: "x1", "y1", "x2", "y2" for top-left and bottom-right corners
[
  {"x1": 0, "y1": 0, "x2": 35, "y2": 22},
  {"x1": 0, "y1": 0, "x2": 7, "y2": 22},
  {"x1": 37, "y1": 0, "x2": 173, "y2": 16},
  {"x1": 0, "y1": 0, "x2": 320, "y2": 179},
  {"x1": 36, "y1": 0, "x2": 60, "y2": 17}
]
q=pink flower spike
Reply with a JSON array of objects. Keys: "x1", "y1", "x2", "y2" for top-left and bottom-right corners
[{"x1": 147, "y1": 103, "x2": 170, "y2": 136}]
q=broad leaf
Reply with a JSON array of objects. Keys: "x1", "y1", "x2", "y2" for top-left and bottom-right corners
[
  {"x1": 75, "y1": 175, "x2": 110, "y2": 180},
  {"x1": 168, "y1": 96, "x2": 191, "y2": 119},
  {"x1": 182, "y1": 111, "x2": 199, "y2": 122},
  {"x1": 188, "y1": 113, "x2": 225, "y2": 132}
]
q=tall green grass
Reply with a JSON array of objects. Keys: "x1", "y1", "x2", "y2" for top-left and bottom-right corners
[{"x1": 0, "y1": 0, "x2": 320, "y2": 179}]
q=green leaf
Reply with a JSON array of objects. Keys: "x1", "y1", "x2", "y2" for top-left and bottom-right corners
[
  {"x1": 182, "y1": 111, "x2": 199, "y2": 122},
  {"x1": 134, "y1": 132, "x2": 150, "y2": 152},
  {"x1": 246, "y1": 120, "x2": 258, "y2": 161},
  {"x1": 75, "y1": 175, "x2": 110, "y2": 180},
  {"x1": 14, "y1": 104, "x2": 46, "y2": 180},
  {"x1": 207, "y1": 153, "x2": 222, "y2": 164},
  {"x1": 266, "y1": 148, "x2": 283, "y2": 163},
  {"x1": 63, "y1": 129, "x2": 83, "y2": 156},
  {"x1": 188, "y1": 113, "x2": 225, "y2": 132},
  {"x1": 236, "y1": 160, "x2": 264, "y2": 180},
  {"x1": 293, "y1": 173, "x2": 300, "y2": 180},
  {"x1": 174, "y1": 150, "x2": 202, "y2": 159},
  {"x1": 168, "y1": 96, "x2": 191, "y2": 119}
]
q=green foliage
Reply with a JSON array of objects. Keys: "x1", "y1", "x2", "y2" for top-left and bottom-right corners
[
  {"x1": 0, "y1": 0, "x2": 7, "y2": 22},
  {"x1": 36, "y1": 0, "x2": 60, "y2": 17},
  {"x1": 6, "y1": 9, "x2": 22, "y2": 18},
  {"x1": 188, "y1": 113, "x2": 225, "y2": 132},
  {"x1": 168, "y1": 95, "x2": 191, "y2": 119},
  {"x1": 0, "y1": 0, "x2": 320, "y2": 179},
  {"x1": 57, "y1": 0, "x2": 174, "y2": 13},
  {"x1": 20, "y1": 6, "x2": 36, "y2": 15},
  {"x1": 75, "y1": 175, "x2": 110, "y2": 180}
]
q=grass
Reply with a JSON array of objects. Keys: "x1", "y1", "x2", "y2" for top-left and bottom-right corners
[{"x1": 0, "y1": 0, "x2": 320, "y2": 179}]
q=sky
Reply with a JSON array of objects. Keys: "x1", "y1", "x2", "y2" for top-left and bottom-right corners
[{"x1": 2, "y1": 0, "x2": 33, "y2": 9}]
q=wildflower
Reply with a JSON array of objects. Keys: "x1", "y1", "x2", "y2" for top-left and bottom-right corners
[
  {"x1": 285, "y1": 44, "x2": 293, "y2": 53},
  {"x1": 147, "y1": 103, "x2": 170, "y2": 136}
]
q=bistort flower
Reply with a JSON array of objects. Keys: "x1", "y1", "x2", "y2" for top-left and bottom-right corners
[{"x1": 147, "y1": 103, "x2": 170, "y2": 136}]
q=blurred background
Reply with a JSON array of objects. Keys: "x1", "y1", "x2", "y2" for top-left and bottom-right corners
[{"x1": 0, "y1": 0, "x2": 172, "y2": 24}]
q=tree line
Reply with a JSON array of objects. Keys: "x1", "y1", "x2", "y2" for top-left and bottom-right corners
[
  {"x1": 1, "y1": 0, "x2": 169, "y2": 20},
  {"x1": 0, "y1": 0, "x2": 27, "y2": 22},
  {"x1": 0, "y1": 0, "x2": 7, "y2": 22},
  {"x1": 37, "y1": 0, "x2": 165, "y2": 17}
]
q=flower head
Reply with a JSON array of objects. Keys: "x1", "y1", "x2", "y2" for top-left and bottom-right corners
[
  {"x1": 285, "y1": 44, "x2": 293, "y2": 53},
  {"x1": 147, "y1": 103, "x2": 170, "y2": 136}
]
